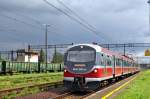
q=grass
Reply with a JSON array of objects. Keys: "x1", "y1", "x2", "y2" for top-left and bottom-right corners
[
  {"x1": 0, "y1": 72, "x2": 63, "y2": 99},
  {"x1": 0, "y1": 72, "x2": 63, "y2": 89},
  {"x1": 115, "y1": 70, "x2": 150, "y2": 99}
]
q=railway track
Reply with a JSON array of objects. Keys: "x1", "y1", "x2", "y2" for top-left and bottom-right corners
[
  {"x1": 52, "y1": 81, "x2": 117, "y2": 99},
  {"x1": 52, "y1": 73, "x2": 138, "y2": 99},
  {"x1": 53, "y1": 90, "x2": 97, "y2": 99},
  {"x1": 0, "y1": 81, "x2": 63, "y2": 97},
  {"x1": 10, "y1": 73, "x2": 138, "y2": 99}
]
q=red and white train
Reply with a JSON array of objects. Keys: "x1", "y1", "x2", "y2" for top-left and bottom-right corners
[{"x1": 63, "y1": 44, "x2": 139, "y2": 90}]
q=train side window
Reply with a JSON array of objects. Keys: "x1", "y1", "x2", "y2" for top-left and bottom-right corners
[
  {"x1": 117, "y1": 59, "x2": 120, "y2": 66},
  {"x1": 116, "y1": 58, "x2": 118, "y2": 66},
  {"x1": 101, "y1": 55, "x2": 105, "y2": 66},
  {"x1": 103, "y1": 54, "x2": 106, "y2": 66},
  {"x1": 126, "y1": 61, "x2": 128, "y2": 67},
  {"x1": 119, "y1": 59, "x2": 122, "y2": 66},
  {"x1": 96, "y1": 53, "x2": 101, "y2": 65},
  {"x1": 118, "y1": 59, "x2": 120, "y2": 66},
  {"x1": 129, "y1": 62, "x2": 131, "y2": 67},
  {"x1": 107, "y1": 56, "x2": 112, "y2": 66},
  {"x1": 125, "y1": 61, "x2": 127, "y2": 67},
  {"x1": 123, "y1": 61, "x2": 124, "y2": 67},
  {"x1": 98, "y1": 53, "x2": 104, "y2": 66},
  {"x1": 110, "y1": 57, "x2": 112, "y2": 66},
  {"x1": 127, "y1": 62, "x2": 128, "y2": 66},
  {"x1": 96, "y1": 53, "x2": 105, "y2": 66},
  {"x1": 123, "y1": 61, "x2": 125, "y2": 67},
  {"x1": 107, "y1": 59, "x2": 110, "y2": 66},
  {"x1": 106, "y1": 55, "x2": 109, "y2": 66},
  {"x1": 116, "y1": 58, "x2": 119, "y2": 66}
]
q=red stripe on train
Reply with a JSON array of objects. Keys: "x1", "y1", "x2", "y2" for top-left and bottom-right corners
[{"x1": 64, "y1": 67, "x2": 137, "y2": 78}]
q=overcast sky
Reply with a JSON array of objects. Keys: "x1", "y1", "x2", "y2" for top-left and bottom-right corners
[{"x1": 0, "y1": 0, "x2": 149, "y2": 54}]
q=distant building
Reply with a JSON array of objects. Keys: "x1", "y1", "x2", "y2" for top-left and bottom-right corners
[
  {"x1": 145, "y1": 49, "x2": 150, "y2": 56},
  {"x1": 16, "y1": 49, "x2": 38, "y2": 62}
]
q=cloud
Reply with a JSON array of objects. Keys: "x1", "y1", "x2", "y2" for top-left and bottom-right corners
[{"x1": 0, "y1": 0, "x2": 149, "y2": 51}]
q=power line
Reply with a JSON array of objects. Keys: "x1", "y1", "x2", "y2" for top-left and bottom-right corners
[
  {"x1": 0, "y1": 13, "x2": 42, "y2": 30},
  {"x1": 0, "y1": 31, "x2": 23, "y2": 43},
  {"x1": 0, "y1": 6, "x2": 72, "y2": 34},
  {"x1": 56, "y1": 0, "x2": 96, "y2": 30},
  {"x1": 0, "y1": 6, "x2": 44, "y2": 27},
  {"x1": 30, "y1": 43, "x2": 73, "y2": 49},
  {"x1": 43, "y1": 0, "x2": 112, "y2": 41},
  {"x1": 99, "y1": 43, "x2": 150, "y2": 56},
  {"x1": 0, "y1": 9, "x2": 73, "y2": 41},
  {"x1": 0, "y1": 8, "x2": 54, "y2": 32},
  {"x1": 43, "y1": 0, "x2": 110, "y2": 41},
  {"x1": 0, "y1": 28, "x2": 42, "y2": 44}
]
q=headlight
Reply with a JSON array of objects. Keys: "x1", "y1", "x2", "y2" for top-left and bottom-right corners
[
  {"x1": 64, "y1": 69, "x2": 67, "y2": 72},
  {"x1": 94, "y1": 69, "x2": 98, "y2": 73}
]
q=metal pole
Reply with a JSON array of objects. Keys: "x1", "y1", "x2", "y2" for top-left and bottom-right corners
[
  {"x1": 28, "y1": 45, "x2": 31, "y2": 63},
  {"x1": 107, "y1": 44, "x2": 110, "y2": 50},
  {"x1": 0, "y1": 52, "x2": 1, "y2": 60},
  {"x1": 123, "y1": 44, "x2": 126, "y2": 56},
  {"x1": 54, "y1": 45, "x2": 57, "y2": 62},
  {"x1": 44, "y1": 24, "x2": 50, "y2": 72},
  {"x1": 7, "y1": 53, "x2": 9, "y2": 61},
  {"x1": 148, "y1": 0, "x2": 150, "y2": 34},
  {"x1": 11, "y1": 50, "x2": 13, "y2": 61},
  {"x1": 45, "y1": 25, "x2": 48, "y2": 72}
]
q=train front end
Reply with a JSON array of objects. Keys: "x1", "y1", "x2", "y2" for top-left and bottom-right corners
[{"x1": 63, "y1": 44, "x2": 101, "y2": 91}]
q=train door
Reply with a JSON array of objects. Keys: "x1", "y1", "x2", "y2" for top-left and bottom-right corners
[
  {"x1": 99, "y1": 53, "x2": 106, "y2": 77},
  {"x1": 112, "y1": 55, "x2": 116, "y2": 78},
  {"x1": 121, "y1": 58, "x2": 123, "y2": 75},
  {"x1": 103, "y1": 54, "x2": 107, "y2": 77}
]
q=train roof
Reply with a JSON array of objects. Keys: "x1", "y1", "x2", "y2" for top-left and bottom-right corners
[
  {"x1": 67, "y1": 44, "x2": 134, "y2": 62},
  {"x1": 67, "y1": 43, "x2": 102, "y2": 52}
]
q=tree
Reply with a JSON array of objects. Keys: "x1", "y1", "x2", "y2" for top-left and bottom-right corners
[
  {"x1": 39, "y1": 49, "x2": 45, "y2": 63},
  {"x1": 51, "y1": 52, "x2": 64, "y2": 63},
  {"x1": 0, "y1": 54, "x2": 5, "y2": 61}
]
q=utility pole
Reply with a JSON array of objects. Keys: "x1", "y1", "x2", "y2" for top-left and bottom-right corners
[
  {"x1": 0, "y1": 52, "x2": 1, "y2": 60},
  {"x1": 54, "y1": 45, "x2": 57, "y2": 62},
  {"x1": 123, "y1": 44, "x2": 126, "y2": 56},
  {"x1": 11, "y1": 50, "x2": 14, "y2": 61},
  {"x1": 148, "y1": 0, "x2": 150, "y2": 34},
  {"x1": 44, "y1": 24, "x2": 50, "y2": 72}
]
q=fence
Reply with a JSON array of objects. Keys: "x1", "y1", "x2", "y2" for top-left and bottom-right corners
[{"x1": 0, "y1": 61, "x2": 64, "y2": 74}]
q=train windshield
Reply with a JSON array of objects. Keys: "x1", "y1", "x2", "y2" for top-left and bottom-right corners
[{"x1": 67, "y1": 50, "x2": 95, "y2": 62}]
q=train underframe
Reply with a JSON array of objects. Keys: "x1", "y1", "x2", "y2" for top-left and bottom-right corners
[{"x1": 64, "y1": 71, "x2": 139, "y2": 91}]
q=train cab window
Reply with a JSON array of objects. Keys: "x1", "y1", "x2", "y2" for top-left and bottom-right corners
[{"x1": 67, "y1": 50, "x2": 95, "y2": 62}]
